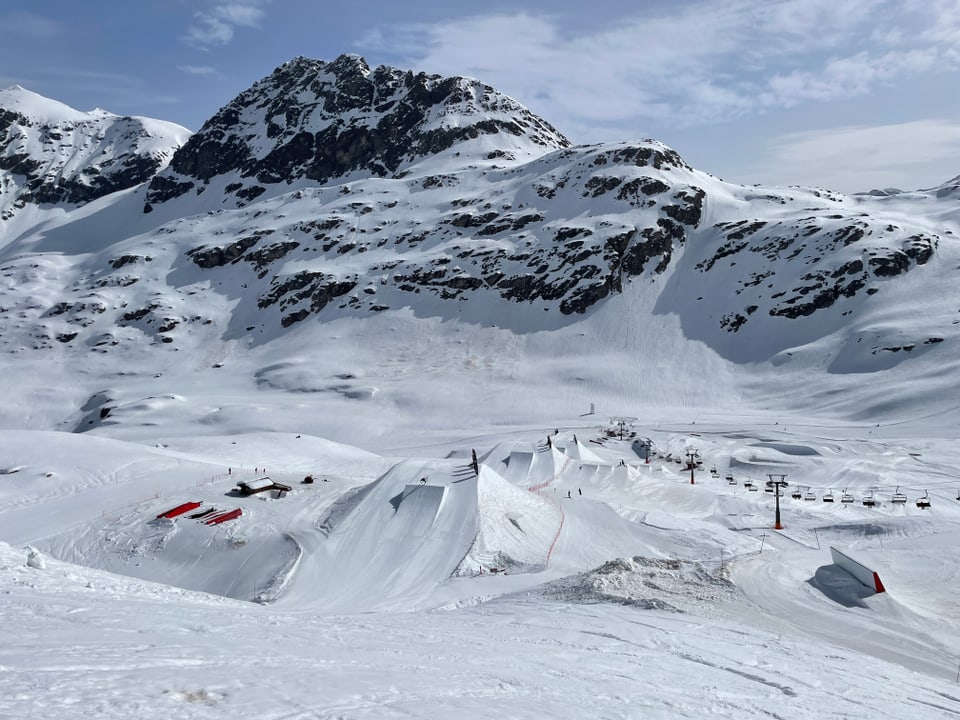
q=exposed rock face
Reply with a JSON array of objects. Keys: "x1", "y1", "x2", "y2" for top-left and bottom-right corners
[
  {"x1": 144, "y1": 54, "x2": 571, "y2": 210},
  {"x1": 699, "y1": 216, "x2": 938, "y2": 329},
  {"x1": 0, "y1": 66, "x2": 956, "y2": 370},
  {"x1": 172, "y1": 140, "x2": 705, "y2": 326},
  {"x1": 0, "y1": 87, "x2": 188, "y2": 220}
]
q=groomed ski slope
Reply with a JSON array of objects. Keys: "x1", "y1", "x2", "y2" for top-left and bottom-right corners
[{"x1": 3, "y1": 420, "x2": 960, "y2": 718}]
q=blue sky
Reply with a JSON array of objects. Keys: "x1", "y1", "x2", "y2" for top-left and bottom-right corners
[{"x1": 2, "y1": 0, "x2": 960, "y2": 193}]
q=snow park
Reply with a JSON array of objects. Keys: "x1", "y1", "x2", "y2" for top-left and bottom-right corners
[{"x1": 3, "y1": 45, "x2": 960, "y2": 720}]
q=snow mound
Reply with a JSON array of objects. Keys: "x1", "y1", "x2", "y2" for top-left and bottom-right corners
[
  {"x1": 540, "y1": 556, "x2": 736, "y2": 612},
  {"x1": 25, "y1": 545, "x2": 45, "y2": 569}
]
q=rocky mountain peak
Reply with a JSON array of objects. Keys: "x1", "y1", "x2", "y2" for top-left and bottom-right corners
[{"x1": 143, "y1": 54, "x2": 571, "y2": 211}]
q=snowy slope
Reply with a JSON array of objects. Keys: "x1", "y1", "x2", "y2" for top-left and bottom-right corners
[
  {"x1": 3, "y1": 55, "x2": 960, "y2": 718},
  {"x1": 0, "y1": 86, "x2": 189, "y2": 238},
  {"x1": 4, "y1": 423, "x2": 960, "y2": 718}
]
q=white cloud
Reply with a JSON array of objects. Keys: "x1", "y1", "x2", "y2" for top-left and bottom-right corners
[
  {"x1": 743, "y1": 120, "x2": 960, "y2": 192},
  {"x1": 365, "y1": 1, "x2": 960, "y2": 135},
  {"x1": 178, "y1": 65, "x2": 218, "y2": 77},
  {"x1": 0, "y1": 11, "x2": 63, "y2": 39},
  {"x1": 184, "y1": 3, "x2": 267, "y2": 49},
  {"x1": 213, "y1": 4, "x2": 264, "y2": 27},
  {"x1": 185, "y1": 16, "x2": 234, "y2": 48}
]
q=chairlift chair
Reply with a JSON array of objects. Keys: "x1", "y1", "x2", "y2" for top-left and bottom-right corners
[
  {"x1": 710, "y1": 466, "x2": 719, "y2": 478},
  {"x1": 822, "y1": 489, "x2": 834, "y2": 503},
  {"x1": 840, "y1": 488, "x2": 854, "y2": 503},
  {"x1": 891, "y1": 486, "x2": 907, "y2": 504},
  {"x1": 764, "y1": 481, "x2": 775, "y2": 493},
  {"x1": 916, "y1": 490, "x2": 931, "y2": 509},
  {"x1": 726, "y1": 473, "x2": 736, "y2": 485},
  {"x1": 804, "y1": 487, "x2": 816, "y2": 501},
  {"x1": 791, "y1": 486, "x2": 802, "y2": 500},
  {"x1": 745, "y1": 479, "x2": 758, "y2": 492},
  {"x1": 862, "y1": 490, "x2": 876, "y2": 507}
]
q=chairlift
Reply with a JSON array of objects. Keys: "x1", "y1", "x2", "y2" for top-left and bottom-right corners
[
  {"x1": 764, "y1": 481, "x2": 775, "y2": 493},
  {"x1": 822, "y1": 489, "x2": 834, "y2": 503},
  {"x1": 891, "y1": 486, "x2": 907, "y2": 504},
  {"x1": 710, "y1": 466, "x2": 719, "y2": 478},
  {"x1": 840, "y1": 488, "x2": 854, "y2": 504},
  {"x1": 916, "y1": 490, "x2": 931, "y2": 509},
  {"x1": 791, "y1": 486, "x2": 802, "y2": 500},
  {"x1": 726, "y1": 473, "x2": 737, "y2": 485},
  {"x1": 862, "y1": 490, "x2": 876, "y2": 507},
  {"x1": 745, "y1": 479, "x2": 758, "y2": 492},
  {"x1": 804, "y1": 487, "x2": 816, "y2": 501}
]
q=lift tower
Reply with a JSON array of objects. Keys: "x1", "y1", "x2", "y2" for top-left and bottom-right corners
[
  {"x1": 768, "y1": 474, "x2": 789, "y2": 530},
  {"x1": 686, "y1": 450, "x2": 699, "y2": 485}
]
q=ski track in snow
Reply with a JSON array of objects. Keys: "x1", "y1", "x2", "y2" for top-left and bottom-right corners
[{"x1": 2, "y1": 420, "x2": 960, "y2": 718}]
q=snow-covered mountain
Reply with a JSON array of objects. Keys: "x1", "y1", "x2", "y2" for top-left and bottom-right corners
[
  {"x1": 3, "y1": 55, "x2": 960, "y2": 719},
  {"x1": 0, "y1": 85, "x2": 189, "y2": 222},
  {"x1": 143, "y1": 54, "x2": 569, "y2": 212}
]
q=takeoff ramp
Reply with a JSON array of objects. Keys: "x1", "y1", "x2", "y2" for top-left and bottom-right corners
[
  {"x1": 502, "y1": 449, "x2": 535, "y2": 486},
  {"x1": 277, "y1": 459, "x2": 477, "y2": 613}
]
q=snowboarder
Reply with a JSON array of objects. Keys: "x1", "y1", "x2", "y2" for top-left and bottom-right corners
[
  {"x1": 578, "y1": 488, "x2": 582, "y2": 496},
  {"x1": 567, "y1": 490, "x2": 571, "y2": 498}
]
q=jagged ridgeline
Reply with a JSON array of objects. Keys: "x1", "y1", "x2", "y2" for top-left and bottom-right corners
[
  {"x1": 0, "y1": 54, "x2": 956, "y2": 369},
  {"x1": 143, "y1": 53, "x2": 571, "y2": 209}
]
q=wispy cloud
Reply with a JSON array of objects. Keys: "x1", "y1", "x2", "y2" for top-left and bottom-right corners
[
  {"x1": 745, "y1": 120, "x2": 960, "y2": 192},
  {"x1": 178, "y1": 65, "x2": 218, "y2": 77},
  {"x1": 362, "y1": 1, "x2": 960, "y2": 135},
  {"x1": 0, "y1": 11, "x2": 64, "y2": 39},
  {"x1": 184, "y1": 3, "x2": 267, "y2": 49}
]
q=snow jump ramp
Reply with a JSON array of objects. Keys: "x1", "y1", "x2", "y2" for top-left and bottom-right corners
[
  {"x1": 503, "y1": 448, "x2": 535, "y2": 485},
  {"x1": 277, "y1": 460, "x2": 478, "y2": 613}
]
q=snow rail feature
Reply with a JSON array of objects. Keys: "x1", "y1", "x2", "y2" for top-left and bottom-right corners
[
  {"x1": 156, "y1": 501, "x2": 202, "y2": 519},
  {"x1": 205, "y1": 508, "x2": 242, "y2": 525}
]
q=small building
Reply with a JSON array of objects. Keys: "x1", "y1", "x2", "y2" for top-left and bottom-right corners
[{"x1": 235, "y1": 476, "x2": 292, "y2": 496}]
